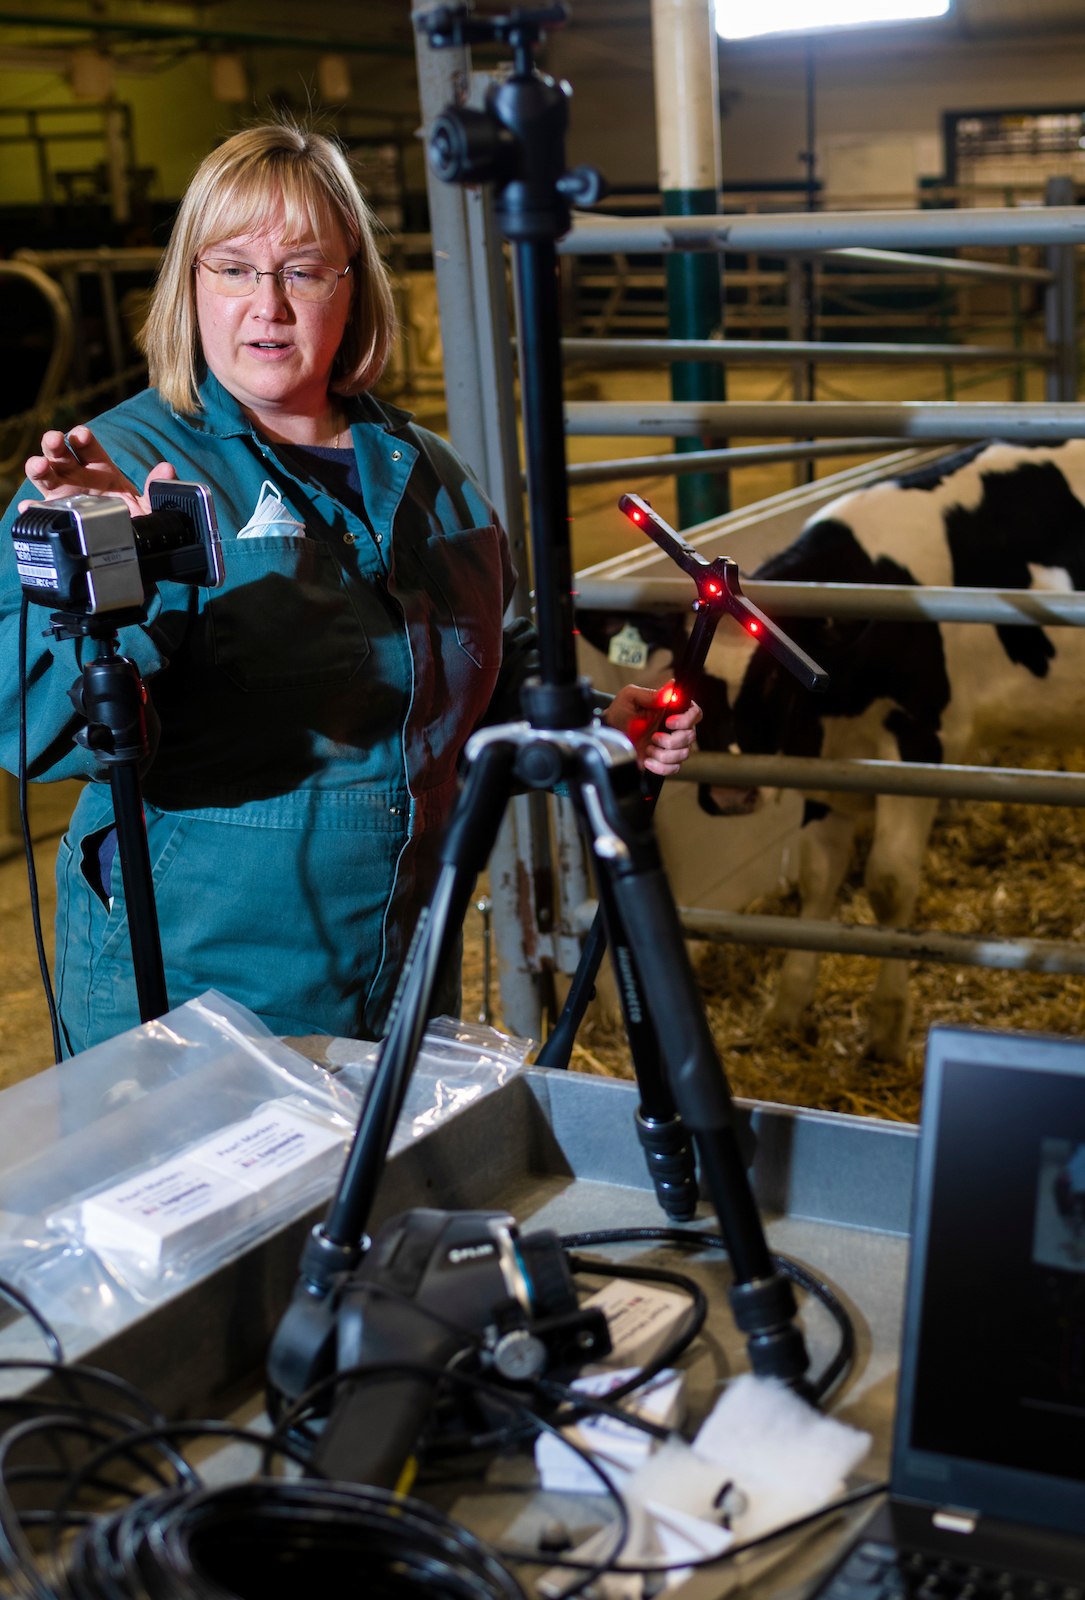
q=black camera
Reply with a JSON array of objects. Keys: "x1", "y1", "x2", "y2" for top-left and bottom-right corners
[
  {"x1": 12, "y1": 479, "x2": 223, "y2": 620},
  {"x1": 282, "y1": 1207, "x2": 611, "y2": 1487}
]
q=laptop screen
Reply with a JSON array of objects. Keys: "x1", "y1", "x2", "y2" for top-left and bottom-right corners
[{"x1": 892, "y1": 1024, "x2": 1085, "y2": 1535}]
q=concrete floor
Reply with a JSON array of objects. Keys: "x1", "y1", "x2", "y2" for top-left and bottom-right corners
[{"x1": 0, "y1": 780, "x2": 74, "y2": 1084}]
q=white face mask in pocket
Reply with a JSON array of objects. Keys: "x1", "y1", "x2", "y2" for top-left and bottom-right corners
[{"x1": 236, "y1": 481, "x2": 307, "y2": 539}]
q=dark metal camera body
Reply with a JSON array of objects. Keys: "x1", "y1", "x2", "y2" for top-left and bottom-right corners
[
  {"x1": 306, "y1": 1207, "x2": 611, "y2": 1486},
  {"x1": 12, "y1": 480, "x2": 223, "y2": 620}
]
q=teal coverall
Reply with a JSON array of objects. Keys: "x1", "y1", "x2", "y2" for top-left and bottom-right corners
[{"x1": 0, "y1": 374, "x2": 535, "y2": 1054}]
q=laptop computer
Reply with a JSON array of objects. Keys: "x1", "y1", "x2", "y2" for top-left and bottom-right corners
[{"x1": 809, "y1": 1023, "x2": 1085, "y2": 1600}]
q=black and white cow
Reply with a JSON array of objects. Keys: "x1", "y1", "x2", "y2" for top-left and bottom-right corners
[{"x1": 587, "y1": 440, "x2": 1085, "y2": 1063}]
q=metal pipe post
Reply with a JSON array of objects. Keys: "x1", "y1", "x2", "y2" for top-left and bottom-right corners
[
  {"x1": 651, "y1": 0, "x2": 728, "y2": 525},
  {"x1": 1044, "y1": 174, "x2": 1079, "y2": 404}
]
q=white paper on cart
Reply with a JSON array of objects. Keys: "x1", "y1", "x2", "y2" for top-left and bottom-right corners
[{"x1": 78, "y1": 1100, "x2": 345, "y2": 1269}]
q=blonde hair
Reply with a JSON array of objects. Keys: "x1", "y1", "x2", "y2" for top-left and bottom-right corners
[{"x1": 140, "y1": 119, "x2": 397, "y2": 413}]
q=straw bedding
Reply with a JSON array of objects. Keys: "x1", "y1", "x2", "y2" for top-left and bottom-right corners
[{"x1": 462, "y1": 743, "x2": 1085, "y2": 1125}]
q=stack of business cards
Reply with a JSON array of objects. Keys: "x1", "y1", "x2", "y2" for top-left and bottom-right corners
[{"x1": 78, "y1": 1100, "x2": 345, "y2": 1272}]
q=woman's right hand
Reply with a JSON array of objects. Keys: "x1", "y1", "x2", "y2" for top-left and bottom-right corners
[{"x1": 22, "y1": 424, "x2": 177, "y2": 517}]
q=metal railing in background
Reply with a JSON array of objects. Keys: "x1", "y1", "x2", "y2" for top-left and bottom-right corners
[
  {"x1": 568, "y1": 572, "x2": 1085, "y2": 987},
  {"x1": 0, "y1": 259, "x2": 74, "y2": 484},
  {"x1": 14, "y1": 246, "x2": 160, "y2": 413},
  {"x1": 430, "y1": 167, "x2": 1085, "y2": 1038},
  {"x1": 556, "y1": 178, "x2": 1082, "y2": 488}
]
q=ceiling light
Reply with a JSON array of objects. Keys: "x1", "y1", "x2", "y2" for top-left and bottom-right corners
[{"x1": 717, "y1": 0, "x2": 950, "y2": 40}]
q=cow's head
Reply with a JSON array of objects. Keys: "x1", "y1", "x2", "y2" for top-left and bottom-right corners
[
  {"x1": 574, "y1": 607, "x2": 688, "y2": 674},
  {"x1": 693, "y1": 619, "x2": 831, "y2": 816}
]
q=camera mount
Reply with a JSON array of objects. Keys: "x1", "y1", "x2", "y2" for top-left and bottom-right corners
[
  {"x1": 12, "y1": 479, "x2": 223, "y2": 1031},
  {"x1": 268, "y1": 2, "x2": 822, "y2": 1482}
]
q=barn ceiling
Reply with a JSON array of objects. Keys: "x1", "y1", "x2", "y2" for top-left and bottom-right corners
[
  {"x1": 1, "y1": 1, "x2": 1084, "y2": 96},
  {"x1": 4, "y1": 0, "x2": 1085, "y2": 55}
]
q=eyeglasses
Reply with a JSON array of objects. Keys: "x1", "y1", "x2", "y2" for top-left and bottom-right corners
[{"x1": 195, "y1": 258, "x2": 351, "y2": 303}]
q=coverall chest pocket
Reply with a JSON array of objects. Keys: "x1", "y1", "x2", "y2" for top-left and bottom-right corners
[
  {"x1": 421, "y1": 525, "x2": 505, "y2": 668},
  {"x1": 208, "y1": 538, "x2": 370, "y2": 691}
]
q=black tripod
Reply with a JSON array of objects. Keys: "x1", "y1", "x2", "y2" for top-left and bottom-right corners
[
  {"x1": 55, "y1": 612, "x2": 170, "y2": 1025},
  {"x1": 269, "y1": 2, "x2": 816, "y2": 1434}
]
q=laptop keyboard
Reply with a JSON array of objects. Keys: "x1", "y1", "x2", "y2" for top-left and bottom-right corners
[{"x1": 819, "y1": 1540, "x2": 1085, "y2": 1600}]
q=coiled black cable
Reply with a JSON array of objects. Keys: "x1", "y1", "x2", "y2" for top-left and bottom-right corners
[
  {"x1": 0, "y1": 1226, "x2": 855, "y2": 1596},
  {"x1": 69, "y1": 1479, "x2": 528, "y2": 1600},
  {"x1": 558, "y1": 1226, "x2": 857, "y2": 1404},
  {"x1": 0, "y1": 1276, "x2": 64, "y2": 1366}
]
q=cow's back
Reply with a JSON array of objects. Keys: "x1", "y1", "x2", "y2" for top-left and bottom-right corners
[{"x1": 792, "y1": 440, "x2": 1085, "y2": 760}]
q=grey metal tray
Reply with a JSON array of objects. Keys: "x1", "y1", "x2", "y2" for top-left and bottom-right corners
[{"x1": 37, "y1": 1068, "x2": 916, "y2": 1465}]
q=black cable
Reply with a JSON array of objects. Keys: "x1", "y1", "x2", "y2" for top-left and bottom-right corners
[
  {"x1": 418, "y1": 1253, "x2": 707, "y2": 1461},
  {"x1": 559, "y1": 1226, "x2": 857, "y2": 1405},
  {"x1": 271, "y1": 1356, "x2": 631, "y2": 1600},
  {"x1": 773, "y1": 1248, "x2": 857, "y2": 1403},
  {"x1": 72, "y1": 1479, "x2": 529, "y2": 1600},
  {"x1": 0, "y1": 1357, "x2": 174, "y2": 1431},
  {"x1": 0, "y1": 1353, "x2": 184, "y2": 1592},
  {"x1": 0, "y1": 1274, "x2": 64, "y2": 1364},
  {"x1": 0, "y1": 1410, "x2": 195, "y2": 1597},
  {"x1": 564, "y1": 1253, "x2": 707, "y2": 1402},
  {"x1": 18, "y1": 594, "x2": 63, "y2": 1066},
  {"x1": 3, "y1": 1418, "x2": 312, "y2": 1600}
]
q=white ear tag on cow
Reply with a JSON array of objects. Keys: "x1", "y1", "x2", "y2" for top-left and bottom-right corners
[
  {"x1": 236, "y1": 480, "x2": 306, "y2": 539},
  {"x1": 608, "y1": 623, "x2": 650, "y2": 669}
]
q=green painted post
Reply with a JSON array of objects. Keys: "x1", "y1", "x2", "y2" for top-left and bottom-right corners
[
  {"x1": 664, "y1": 188, "x2": 728, "y2": 524},
  {"x1": 652, "y1": 0, "x2": 729, "y2": 527}
]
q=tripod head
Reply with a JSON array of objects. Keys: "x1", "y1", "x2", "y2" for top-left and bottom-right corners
[{"x1": 419, "y1": 4, "x2": 604, "y2": 243}]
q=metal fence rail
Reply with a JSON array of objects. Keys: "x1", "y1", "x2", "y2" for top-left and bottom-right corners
[
  {"x1": 573, "y1": 577, "x2": 1085, "y2": 626},
  {"x1": 565, "y1": 438, "x2": 904, "y2": 485},
  {"x1": 564, "y1": 399, "x2": 1085, "y2": 441},
  {"x1": 682, "y1": 752, "x2": 1085, "y2": 807},
  {"x1": 563, "y1": 337, "x2": 1057, "y2": 368},
  {"x1": 675, "y1": 909, "x2": 1085, "y2": 976},
  {"x1": 560, "y1": 205, "x2": 1085, "y2": 254}
]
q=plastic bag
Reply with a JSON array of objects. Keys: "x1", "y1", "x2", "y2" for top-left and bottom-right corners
[
  {"x1": 324, "y1": 1015, "x2": 535, "y2": 1151},
  {"x1": 0, "y1": 992, "x2": 531, "y2": 1362}
]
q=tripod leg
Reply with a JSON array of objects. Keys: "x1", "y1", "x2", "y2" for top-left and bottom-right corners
[
  {"x1": 77, "y1": 650, "x2": 169, "y2": 1024},
  {"x1": 268, "y1": 733, "x2": 520, "y2": 1405},
  {"x1": 320, "y1": 734, "x2": 520, "y2": 1254},
  {"x1": 534, "y1": 910, "x2": 606, "y2": 1069},
  {"x1": 585, "y1": 865, "x2": 699, "y2": 1223},
  {"x1": 578, "y1": 753, "x2": 810, "y2": 1386},
  {"x1": 107, "y1": 763, "x2": 169, "y2": 1022}
]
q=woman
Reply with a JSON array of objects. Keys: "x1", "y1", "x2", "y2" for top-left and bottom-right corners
[{"x1": 0, "y1": 119, "x2": 699, "y2": 1057}]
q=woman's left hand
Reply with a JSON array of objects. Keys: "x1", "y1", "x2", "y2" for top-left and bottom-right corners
[
  {"x1": 21, "y1": 425, "x2": 177, "y2": 518},
  {"x1": 604, "y1": 684, "x2": 702, "y2": 777}
]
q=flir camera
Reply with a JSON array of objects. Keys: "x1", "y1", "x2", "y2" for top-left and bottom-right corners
[{"x1": 12, "y1": 480, "x2": 224, "y2": 621}]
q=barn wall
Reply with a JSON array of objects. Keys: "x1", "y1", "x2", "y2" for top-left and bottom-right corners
[
  {"x1": 3, "y1": 18, "x2": 1083, "y2": 213},
  {"x1": 553, "y1": 24, "x2": 1085, "y2": 193}
]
